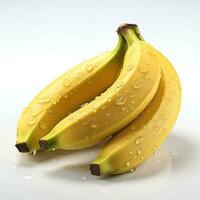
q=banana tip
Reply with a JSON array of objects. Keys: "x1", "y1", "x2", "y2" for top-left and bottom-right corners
[
  {"x1": 90, "y1": 164, "x2": 100, "y2": 176},
  {"x1": 15, "y1": 143, "x2": 29, "y2": 153},
  {"x1": 39, "y1": 140, "x2": 48, "y2": 150}
]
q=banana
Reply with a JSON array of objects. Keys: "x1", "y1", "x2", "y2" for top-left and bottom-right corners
[
  {"x1": 15, "y1": 35, "x2": 127, "y2": 153},
  {"x1": 39, "y1": 24, "x2": 161, "y2": 151},
  {"x1": 90, "y1": 50, "x2": 181, "y2": 176}
]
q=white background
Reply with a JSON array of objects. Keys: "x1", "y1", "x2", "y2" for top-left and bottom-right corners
[{"x1": 0, "y1": 0, "x2": 200, "y2": 199}]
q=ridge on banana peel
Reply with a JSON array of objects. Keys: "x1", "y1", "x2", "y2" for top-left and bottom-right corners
[
  {"x1": 39, "y1": 24, "x2": 161, "y2": 151},
  {"x1": 15, "y1": 35, "x2": 127, "y2": 153},
  {"x1": 90, "y1": 41, "x2": 182, "y2": 175}
]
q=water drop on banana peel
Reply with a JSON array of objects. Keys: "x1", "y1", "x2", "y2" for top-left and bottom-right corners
[
  {"x1": 91, "y1": 123, "x2": 97, "y2": 128},
  {"x1": 135, "y1": 136, "x2": 143, "y2": 145},
  {"x1": 64, "y1": 80, "x2": 71, "y2": 87},
  {"x1": 137, "y1": 148, "x2": 142, "y2": 155},
  {"x1": 86, "y1": 65, "x2": 94, "y2": 72},
  {"x1": 39, "y1": 121, "x2": 46, "y2": 130},
  {"x1": 115, "y1": 96, "x2": 126, "y2": 105},
  {"x1": 154, "y1": 125, "x2": 159, "y2": 131},
  {"x1": 27, "y1": 118, "x2": 36, "y2": 126},
  {"x1": 38, "y1": 97, "x2": 51, "y2": 104},
  {"x1": 87, "y1": 77, "x2": 93, "y2": 85},
  {"x1": 133, "y1": 82, "x2": 142, "y2": 89}
]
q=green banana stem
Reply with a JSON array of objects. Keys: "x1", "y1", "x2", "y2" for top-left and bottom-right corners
[
  {"x1": 112, "y1": 34, "x2": 127, "y2": 59},
  {"x1": 117, "y1": 23, "x2": 144, "y2": 45}
]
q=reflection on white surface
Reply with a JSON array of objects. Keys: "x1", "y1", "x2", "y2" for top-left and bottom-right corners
[{"x1": 1, "y1": 132, "x2": 195, "y2": 200}]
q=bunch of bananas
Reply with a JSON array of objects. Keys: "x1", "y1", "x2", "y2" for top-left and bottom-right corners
[{"x1": 16, "y1": 24, "x2": 181, "y2": 176}]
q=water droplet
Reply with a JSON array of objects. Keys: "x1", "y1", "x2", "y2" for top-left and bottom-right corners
[
  {"x1": 167, "y1": 97, "x2": 174, "y2": 103},
  {"x1": 133, "y1": 82, "x2": 142, "y2": 89},
  {"x1": 115, "y1": 96, "x2": 126, "y2": 106},
  {"x1": 124, "y1": 90, "x2": 128, "y2": 93},
  {"x1": 106, "y1": 113, "x2": 110, "y2": 117},
  {"x1": 154, "y1": 125, "x2": 159, "y2": 131},
  {"x1": 64, "y1": 94, "x2": 68, "y2": 99},
  {"x1": 81, "y1": 176, "x2": 88, "y2": 181},
  {"x1": 137, "y1": 148, "x2": 142, "y2": 155},
  {"x1": 162, "y1": 113, "x2": 168, "y2": 120},
  {"x1": 27, "y1": 118, "x2": 36, "y2": 126},
  {"x1": 140, "y1": 69, "x2": 150, "y2": 73},
  {"x1": 131, "y1": 100, "x2": 135, "y2": 104},
  {"x1": 52, "y1": 148, "x2": 55, "y2": 151},
  {"x1": 126, "y1": 160, "x2": 132, "y2": 167},
  {"x1": 82, "y1": 121, "x2": 88, "y2": 126},
  {"x1": 130, "y1": 151, "x2": 133, "y2": 154},
  {"x1": 38, "y1": 97, "x2": 50, "y2": 104},
  {"x1": 24, "y1": 176, "x2": 32, "y2": 180},
  {"x1": 135, "y1": 136, "x2": 143, "y2": 145},
  {"x1": 122, "y1": 107, "x2": 125, "y2": 111},
  {"x1": 86, "y1": 64, "x2": 94, "y2": 72},
  {"x1": 127, "y1": 65, "x2": 134, "y2": 71},
  {"x1": 153, "y1": 146, "x2": 158, "y2": 152},
  {"x1": 141, "y1": 155, "x2": 144, "y2": 160},
  {"x1": 64, "y1": 80, "x2": 71, "y2": 87},
  {"x1": 31, "y1": 109, "x2": 42, "y2": 117},
  {"x1": 53, "y1": 100, "x2": 57, "y2": 105},
  {"x1": 87, "y1": 77, "x2": 93, "y2": 85},
  {"x1": 91, "y1": 123, "x2": 97, "y2": 128},
  {"x1": 130, "y1": 168, "x2": 135, "y2": 173},
  {"x1": 32, "y1": 150, "x2": 36, "y2": 156},
  {"x1": 39, "y1": 121, "x2": 46, "y2": 130},
  {"x1": 117, "y1": 81, "x2": 123, "y2": 88},
  {"x1": 48, "y1": 110, "x2": 53, "y2": 114}
]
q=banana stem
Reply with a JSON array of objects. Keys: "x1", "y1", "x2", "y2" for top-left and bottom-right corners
[
  {"x1": 117, "y1": 23, "x2": 144, "y2": 45},
  {"x1": 112, "y1": 34, "x2": 127, "y2": 55}
]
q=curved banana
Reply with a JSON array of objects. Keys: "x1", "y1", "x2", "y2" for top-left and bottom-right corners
[
  {"x1": 90, "y1": 51, "x2": 181, "y2": 176},
  {"x1": 15, "y1": 35, "x2": 127, "y2": 153},
  {"x1": 39, "y1": 24, "x2": 161, "y2": 150}
]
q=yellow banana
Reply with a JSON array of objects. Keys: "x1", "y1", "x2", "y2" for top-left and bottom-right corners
[
  {"x1": 15, "y1": 35, "x2": 127, "y2": 153},
  {"x1": 39, "y1": 24, "x2": 161, "y2": 150},
  {"x1": 90, "y1": 50, "x2": 181, "y2": 176}
]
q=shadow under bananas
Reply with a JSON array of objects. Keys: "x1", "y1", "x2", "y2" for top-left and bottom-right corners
[{"x1": 46, "y1": 131, "x2": 194, "y2": 183}]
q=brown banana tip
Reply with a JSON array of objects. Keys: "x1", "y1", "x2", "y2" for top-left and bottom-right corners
[
  {"x1": 117, "y1": 23, "x2": 138, "y2": 34},
  {"x1": 90, "y1": 164, "x2": 100, "y2": 176},
  {"x1": 15, "y1": 143, "x2": 29, "y2": 153},
  {"x1": 39, "y1": 140, "x2": 48, "y2": 150}
]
